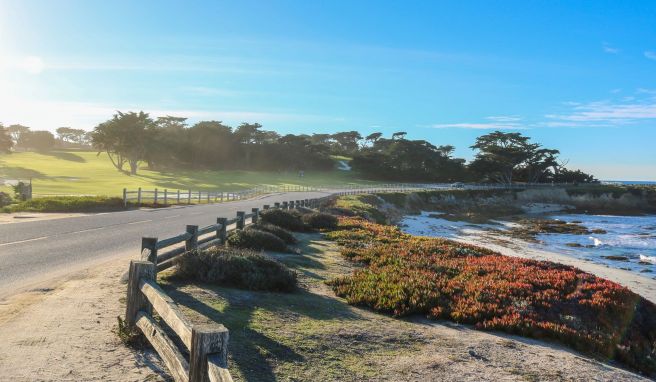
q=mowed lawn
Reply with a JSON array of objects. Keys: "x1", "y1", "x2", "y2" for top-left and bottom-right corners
[{"x1": 0, "y1": 150, "x2": 372, "y2": 197}]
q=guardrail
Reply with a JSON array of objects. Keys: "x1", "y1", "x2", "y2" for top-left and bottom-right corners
[{"x1": 124, "y1": 198, "x2": 321, "y2": 382}]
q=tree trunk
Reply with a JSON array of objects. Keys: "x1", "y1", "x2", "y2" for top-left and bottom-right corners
[{"x1": 129, "y1": 160, "x2": 138, "y2": 175}]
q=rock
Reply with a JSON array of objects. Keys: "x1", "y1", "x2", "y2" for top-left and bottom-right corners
[
  {"x1": 566, "y1": 243, "x2": 583, "y2": 248},
  {"x1": 601, "y1": 255, "x2": 630, "y2": 261}
]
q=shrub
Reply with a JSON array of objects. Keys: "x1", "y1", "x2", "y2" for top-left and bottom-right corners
[
  {"x1": 227, "y1": 228, "x2": 288, "y2": 252},
  {"x1": 173, "y1": 246, "x2": 297, "y2": 292},
  {"x1": 260, "y1": 209, "x2": 308, "y2": 231},
  {"x1": 4, "y1": 196, "x2": 125, "y2": 213},
  {"x1": 326, "y1": 216, "x2": 656, "y2": 376},
  {"x1": 249, "y1": 222, "x2": 297, "y2": 244},
  {"x1": 0, "y1": 192, "x2": 12, "y2": 208},
  {"x1": 302, "y1": 212, "x2": 338, "y2": 230}
]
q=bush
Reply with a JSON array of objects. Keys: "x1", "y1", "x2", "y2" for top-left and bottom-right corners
[
  {"x1": 227, "y1": 228, "x2": 288, "y2": 252},
  {"x1": 260, "y1": 209, "x2": 308, "y2": 231},
  {"x1": 327, "y1": 216, "x2": 656, "y2": 376},
  {"x1": 249, "y1": 222, "x2": 297, "y2": 244},
  {"x1": 302, "y1": 212, "x2": 338, "y2": 230},
  {"x1": 173, "y1": 247, "x2": 297, "y2": 292},
  {"x1": 4, "y1": 196, "x2": 125, "y2": 213},
  {"x1": 0, "y1": 192, "x2": 12, "y2": 208}
]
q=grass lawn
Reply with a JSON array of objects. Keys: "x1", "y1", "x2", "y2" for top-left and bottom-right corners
[{"x1": 0, "y1": 150, "x2": 370, "y2": 197}]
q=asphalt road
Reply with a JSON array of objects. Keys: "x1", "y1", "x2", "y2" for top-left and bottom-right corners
[{"x1": 0, "y1": 191, "x2": 333, "y2": 298}]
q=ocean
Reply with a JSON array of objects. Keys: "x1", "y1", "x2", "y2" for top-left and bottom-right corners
[{"x1": 401, "y1": 212, "x2": 656, "y2": 277}]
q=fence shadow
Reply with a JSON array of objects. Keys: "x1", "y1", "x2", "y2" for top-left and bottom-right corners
[{"x1": 164, "y1": 282, "x2": 361, "y2": 382}]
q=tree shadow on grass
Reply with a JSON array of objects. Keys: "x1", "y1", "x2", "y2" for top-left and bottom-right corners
[
  {"x1": 0, "y1": 165, "x2": 47, "y2": 179},
  {"x1": 42, "y1": 151, "x2": 86, "y2": 162}
]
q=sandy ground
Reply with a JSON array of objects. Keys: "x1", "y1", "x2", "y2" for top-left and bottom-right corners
[
  {"x1": 453, "y1": 229, "x2": 656, "y2": 304},
  {"x1": 0, "y1": 259, "x2": 167, "y2": 382}
]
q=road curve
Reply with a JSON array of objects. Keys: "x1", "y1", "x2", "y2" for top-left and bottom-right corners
[{"x1": 0, "y1": 191, "x2": 332, "y2": 298}]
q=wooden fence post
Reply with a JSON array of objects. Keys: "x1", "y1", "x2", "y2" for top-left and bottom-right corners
[
  {"x1": 251, "y1": 208, "x2": 259, "y2": 224},
  {"x1": 186, "y1": 225, "x2": 199, "y2": 252},
  {"x1": 177, "y1": 189, "x2": 181, "y2": 204},
  {"x1": 217, "y1": 218, "x2": 227, "y2": 244},
  {"x1": 141, "y1": 237, "x2": 158, "y2": 263},
  {"x1": 282, "y1": 201, "x2": 288, "y2": 210},
  {"x1": 188, "y1": 189, "x2": 192, "y2": 205},
  {"x1": 263, "y1": 204, "x2": 270, "y2": 210},
  {"x1": 198, "y1": 191, "x2": 202, "y2": 204},
  {"x1": 289, "y1": 201, "x2": 295, "y2": 209},
  {"x1": 304, "y1": 199, "x2": 309, "y2": 207},
  {"x1": 236, "y1": 211, "x2": 245, "y2": 229},
  {"x1": 123, "y1": 188, "x2": 127, "y2": 207},
  {"x1": 189, "y1": 324, "x2": 230, "y2": 382},
  {"x1": 137, "y1": 187, "x2": 142, "y2": 206},
  {"x1": 154, "y1": 188, "x2": 158, "y2": 206},
  {"x1": 274, "y1": 202, "x2": 280, "y2": 209},
  {"x1": 164, "y1": 189, "x2": 168, "y2": 205},
  {"x1": 207, "y1": 192, "x2": 210, "y2": 204},
  {"x1": 125, "y1": 260, "x2": 155, "y2": 330}
]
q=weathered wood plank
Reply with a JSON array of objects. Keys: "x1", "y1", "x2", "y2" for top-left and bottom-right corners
[
  {"x1": 198, "y1": 224, "x2": 219, "y2": 236},
  {"x1": 189, "y1": 325, "x2": 230, "y2": 382},
  {"x1": 139, "y1": 278, "x2": 193, "y2": 348},
  {"x1": 135, "y1": 311, "x2": 190, "y2": 382},
  {"x1": 125, "y1": 261, "x2": 155, "y2": 329},
  {"x1": 207, "y1": 354, "x2": 233, "y2": 382},
  {"x1": 158, "y1": 246, "x2": 187, "y2": 263},
  {"x1": 157, "y1": 233, "x2": 193, "y2": 249}
]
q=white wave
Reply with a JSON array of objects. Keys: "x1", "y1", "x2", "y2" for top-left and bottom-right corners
[
  {"x1": 591, "y1": 237, "x2": 604, "y2": 247},
  {"x1": 640, "y1": 255, "x2": 656, "y2": 265}
]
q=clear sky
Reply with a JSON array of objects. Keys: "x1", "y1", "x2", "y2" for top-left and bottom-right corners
[{"x1": 1, "y1": 0, "x2": 655, "y2": 180}]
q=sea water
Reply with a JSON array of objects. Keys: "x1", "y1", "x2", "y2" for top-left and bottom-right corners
[{"x1": 401, "y1": 212, "x2": 656, "y2": 276}]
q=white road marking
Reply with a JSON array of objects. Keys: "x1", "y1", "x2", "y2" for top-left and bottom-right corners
[
  {"x1": 162, "y1": 215, "x2": 181, "y2": 220},
  {"x1": 71, "y1": 227, "x2": 104, "y2": 234},
  {"x1": 0, "y1": 236, "x2": 49, "y2": 247},
  {"x1": 126, "y1": 220, "x2": 152, "y2": 225}
]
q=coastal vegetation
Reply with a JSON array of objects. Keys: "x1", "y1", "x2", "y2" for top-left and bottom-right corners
[
  {"x1": 323, "y1": 201, "x2": 656, "y2": 376},
  {"x1": 172, "y1": 246, "x2": 297, "y2": 292},
  {"x1": 227, "y1": 228, "x2": 289, "y2": 252}
]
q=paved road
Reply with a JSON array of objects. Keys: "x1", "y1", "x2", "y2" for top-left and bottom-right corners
[{"x1": 0, "y1": 191, "x2": 332, "y2": 298}]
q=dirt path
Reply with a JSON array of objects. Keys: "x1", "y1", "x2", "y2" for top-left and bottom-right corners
[{"x1": 0, "y1": 259, "x2": 166, "y2": 382}]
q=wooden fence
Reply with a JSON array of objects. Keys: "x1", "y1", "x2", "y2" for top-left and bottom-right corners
[
  {"x1": 124, "y1": 198, "x2": 321, "y2": 382},
  {"x1": 122, "y1": 183, "x2": 438, "y2": 207},
  {"x1": 122, "y1": 182, "x2": 576, "y2": 207}
]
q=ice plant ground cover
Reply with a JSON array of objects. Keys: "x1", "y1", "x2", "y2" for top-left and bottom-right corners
[{"x1": 325, "y1": 216, "x2": 656, "y2": 375}]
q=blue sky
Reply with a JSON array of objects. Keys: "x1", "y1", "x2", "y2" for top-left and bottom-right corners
[{"x1": 1, "y1": 0, "x2": 655, "y2": 180}]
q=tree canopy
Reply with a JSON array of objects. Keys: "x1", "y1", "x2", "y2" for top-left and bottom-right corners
[
  {"x1": 4, "y1": 112, "x2": 596, "y2": 184},
  {"x1": 0, "y1": 124, "x2": 13, "y2": 153}
]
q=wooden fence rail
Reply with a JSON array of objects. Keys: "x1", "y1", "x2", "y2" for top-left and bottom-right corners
[
  {"x1": 122, "y1": 182, "x2": 573, "y2": 207},
  {"x1": 125, "y1": 198, "x2": 323, "y2": 382}
]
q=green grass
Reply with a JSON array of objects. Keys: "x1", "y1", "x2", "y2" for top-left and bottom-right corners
[
  {"x1": 2, "y1": 196, "x2": 127, "y2": 213},
  {"x1": 0, "y1": 150, "x2": 373, "y2": 197}
]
